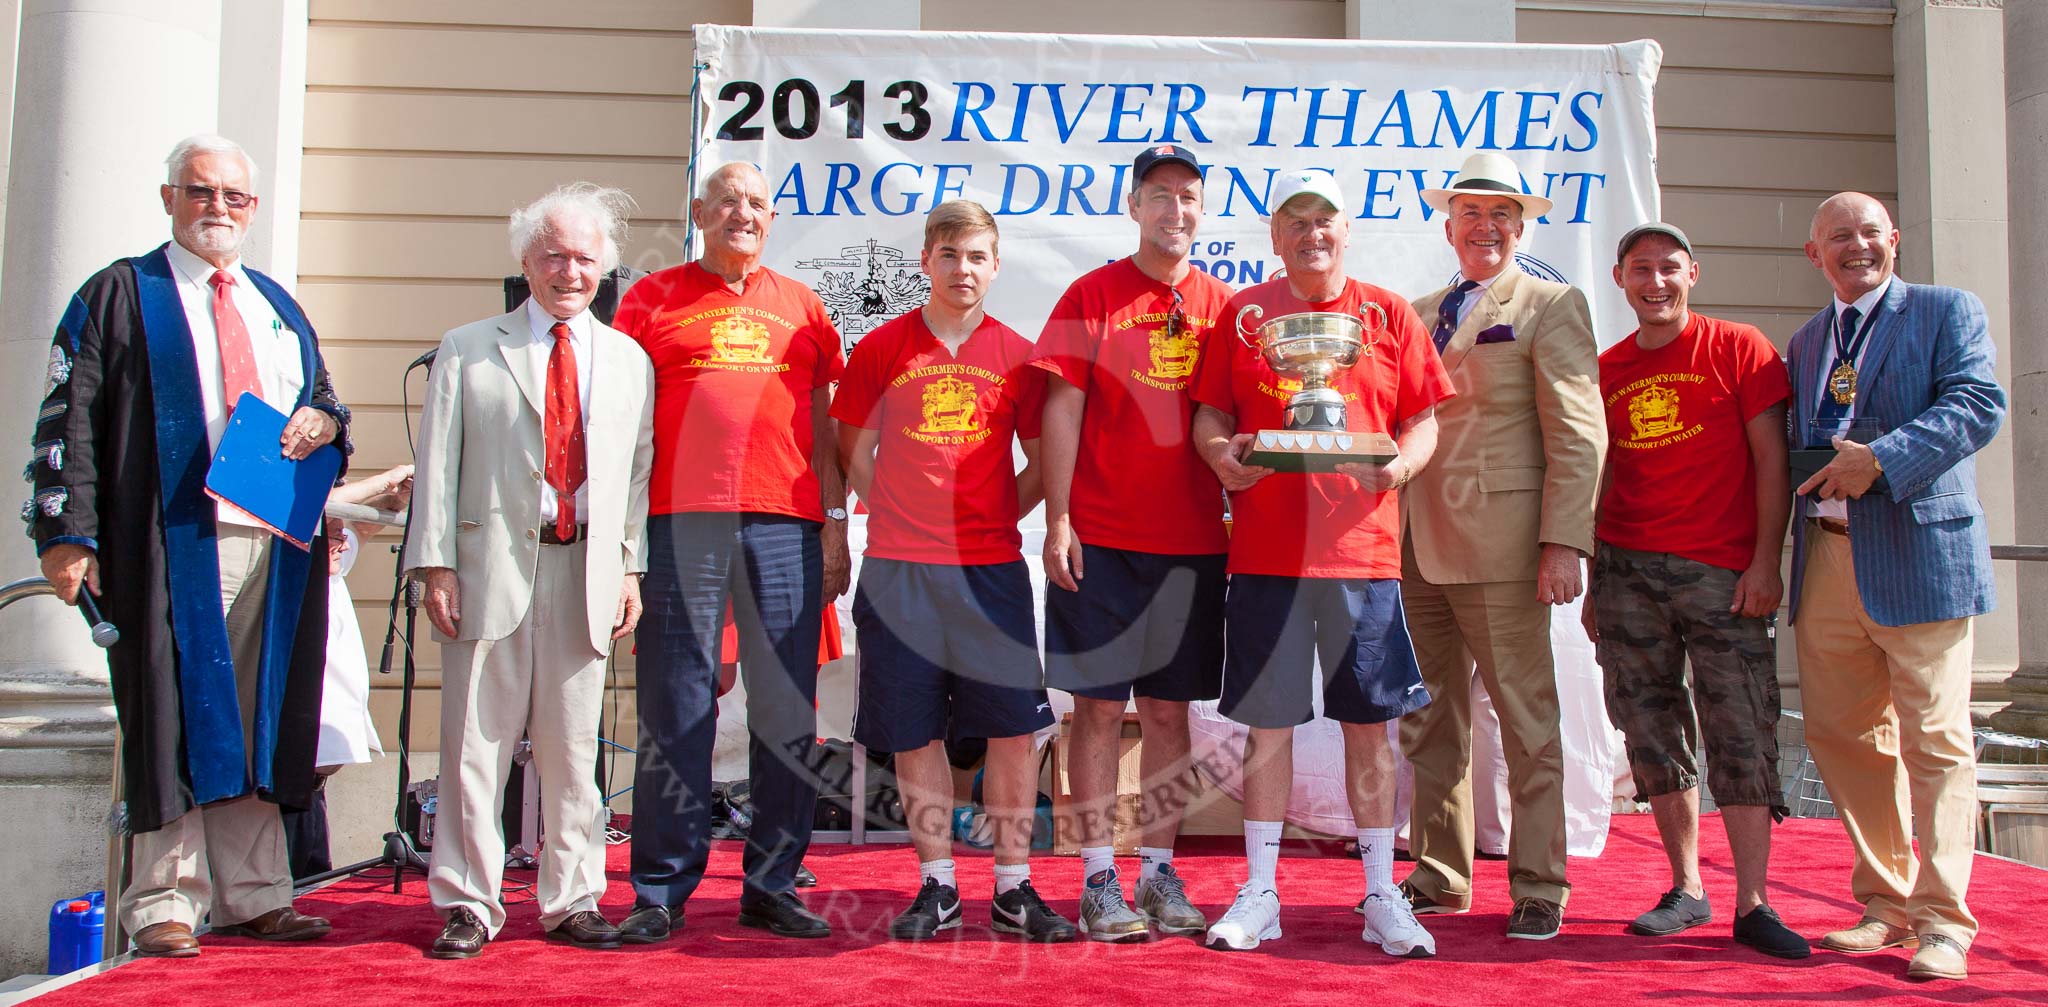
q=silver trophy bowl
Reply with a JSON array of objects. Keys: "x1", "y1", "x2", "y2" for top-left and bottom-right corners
[{"x1": 1233, "y1": 305, "x2": 1384, "y2": 431}]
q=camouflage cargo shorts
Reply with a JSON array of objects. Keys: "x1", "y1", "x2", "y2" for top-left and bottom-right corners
[{"x1": 1591, "y1": 545, "x2": 1785, "y2": 813}]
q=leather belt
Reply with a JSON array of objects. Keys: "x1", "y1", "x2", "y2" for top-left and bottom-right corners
[
  {"x1": 1812, "y1": 517, "x2": 1850, "y2": 538},
  {"x1": 540, "y1": 523, "x2": 588, "y2": 545}
]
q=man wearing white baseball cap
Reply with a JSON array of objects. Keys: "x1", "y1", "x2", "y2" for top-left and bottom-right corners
[
  {"x1": 1190, "y1": 168, "x2": 1455, "y2": 957},
  {"x1": 1397, "y1": 151, "x2": 1605, "y2": 941}
]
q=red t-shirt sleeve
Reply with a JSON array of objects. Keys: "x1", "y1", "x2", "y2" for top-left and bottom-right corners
[
  {"x1": 1190, "y1": 302, "x2": 1239, "y2": 415},
  {"x1": 1390, "y1": 296, "x2": 1456, "y2": 424},
  {"x1": 805, "y1": 292, "x2": 845, "y2": 386},
  {"x1": 1731, "y1": 325, "x2": 1792, "y2": 422},
  {"x1": 1030, "y1": 285, "x2": 1095, "y2": 389},
  {"x1": 1013, "y1": 361, "x2": 1048, "y2": 441},
  {"x1": 829, "y1": 335, "x2": 885, "y2": 430},
  {"x1": 610, "y1": 274, "x2": 660, "y2": 343}
]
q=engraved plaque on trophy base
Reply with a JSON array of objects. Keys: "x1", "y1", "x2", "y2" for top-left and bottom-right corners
[{"x1": 1245, "y1": 429, "x2": 1398, "y2": 473}]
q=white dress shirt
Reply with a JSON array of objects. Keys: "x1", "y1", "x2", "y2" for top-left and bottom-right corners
[
  {"x1": 524, "y1": 297, "x2": 594, "y2": 524},
  {"x1": 1452, "y1": 269, "x2": 1504, "y2": 330},
  {"x1": 1811, "y1": 277, "x2": 1891, "y2": 521},
  {"x1": 166, "y1": 240, "x2": 307, "y2": 529}
]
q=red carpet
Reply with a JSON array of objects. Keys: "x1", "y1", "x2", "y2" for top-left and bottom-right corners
[{"x1": 30, "y1": 816, "x2": 2047, "y2": 1006}]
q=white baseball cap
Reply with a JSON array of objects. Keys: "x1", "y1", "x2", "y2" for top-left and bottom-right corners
[{"x1": 1265, "y1": 169, "x2": 1346, "y2": 221}]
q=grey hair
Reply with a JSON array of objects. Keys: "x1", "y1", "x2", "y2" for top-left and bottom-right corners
[
  {"x1": 509, "y1": 182, "x2": 635, "y2": 272},
  {"x1": 698, "y1": 161, "x2": 765, "y2": 201},
  {"x1": 165, "y1": 134, "x2": 258, "y2": 186}
]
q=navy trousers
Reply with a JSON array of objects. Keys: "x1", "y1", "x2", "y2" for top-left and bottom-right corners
[{"x1": 630, "y1": 512, "x2": 824, "y2": 910}]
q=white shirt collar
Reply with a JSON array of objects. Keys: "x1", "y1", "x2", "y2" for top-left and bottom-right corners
[
  {"x1": 165, "y1": 239, "x2": 249, "y2": 289},
  {"x1": 524, "y1": 297, "x2": 592, "y2": 344},
  {"x1": 1832, "y1": 277, "x2": 1892, "y2": 325}
]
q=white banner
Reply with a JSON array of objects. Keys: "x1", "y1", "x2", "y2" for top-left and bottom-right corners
[{"x1": 693, "y1": 25, "x2": 1663, "y2": 350}]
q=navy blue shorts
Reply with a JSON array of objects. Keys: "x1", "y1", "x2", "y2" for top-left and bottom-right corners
[
  {"x1": 851, "y1": 558, "x2": 1053, "y2": 753},
  {"x1": 1219, "y1": 574, "x2": 1431, "y2": 728},
  {"x1": 1044, "y1": 544, "x2": 1225, "y2": 703}
]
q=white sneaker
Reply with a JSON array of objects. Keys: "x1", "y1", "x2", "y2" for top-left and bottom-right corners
[
  {"x1": 1204, "y1": 885, "x2": 1282, "y2": 951},
  {"x1": 1361, "y1": 891, "x2": 1437, "y2": 958}
]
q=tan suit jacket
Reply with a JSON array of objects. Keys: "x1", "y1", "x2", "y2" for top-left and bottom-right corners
[
  {"x1": 404, "y1": 308, "x2": 656, "y2": 653},
  {"x1": 1403, "y1": 266, "x2": 1604, "y2": 584}
]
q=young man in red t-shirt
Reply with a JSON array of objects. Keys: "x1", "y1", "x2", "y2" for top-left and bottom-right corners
[
  {"x1": 1190, "y1": 170, "x2": 1455, "y2": 957},
  {"x1": 832, "y1": 200, "x2": 1074, "y2": 943},
  {"x1": 608, "y1": 162, "x2": 849, "y2": 942},
  {"x1": 1031, "y1": 143, "x2": 1232, "y2": 941},
  {"x1": 1582, "y1": 222, "x2": 1806, "y2": 959}
]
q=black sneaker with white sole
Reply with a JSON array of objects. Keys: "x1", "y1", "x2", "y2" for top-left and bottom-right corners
[
  {"x1": 991, "y1": 880, "x2": 1079, "y2": 943},
  {"x1": 891, "y1": 877, "x2": 964, "y2": 941}
]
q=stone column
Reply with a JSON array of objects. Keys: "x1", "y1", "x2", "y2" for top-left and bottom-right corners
[
  {"x1": 1994, "y1": 0, "x2": 2048, "y2": 736},
  {"x1": 1346, "y1": 0, "x2": 1513, "y2": 43},
  {"x1": 1892, "y1": 0, "x2": 2015, "y2": 715},
  {"x1": 0, "y1": 0, "x2": 222, "y2": 977}
]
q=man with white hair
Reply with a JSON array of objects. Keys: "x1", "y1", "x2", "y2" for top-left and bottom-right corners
[
  {"x1": 405, "y1": 182, "x2": 654, "y2": 958},
  {"x1": 27, "y1": 134, "x2": 350, "y2": 957},
  {"x1": 1191, "y1": 169, "x2": 1453, "y2": 957}
]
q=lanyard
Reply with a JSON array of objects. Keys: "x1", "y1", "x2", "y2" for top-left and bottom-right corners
[{"x1": 1832, "y1": 304, "x2": 1877, "y2": 367}]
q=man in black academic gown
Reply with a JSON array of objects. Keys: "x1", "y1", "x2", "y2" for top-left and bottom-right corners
[{"x1": 24, "y1": 134, "x2": 350, "y2": 958}]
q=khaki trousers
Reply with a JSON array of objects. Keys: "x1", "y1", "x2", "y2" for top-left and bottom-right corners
[
  {"x1": 429, "y1": 539, "x2": 608, "y2": 937},
  {"x1": 1795, "y1": 526, "x2": 1977, "y2": 946},
  {"x1": 1399, "y1": 546, "x2": 1570, "y2": 907},
  {"x1": 124, "y1": 525, "x2": 293, "y2": 931}
]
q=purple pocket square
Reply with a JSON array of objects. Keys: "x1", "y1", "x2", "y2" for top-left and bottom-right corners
[{"x1": 1475, "y1": 324, "x2": 1516, "y2": 345}]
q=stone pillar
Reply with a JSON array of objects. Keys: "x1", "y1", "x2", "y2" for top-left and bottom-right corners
[
  {"x1": 217, "y1": 0, "x2": 307, "y2": 282},
  {"x1": 1345, "y1": 0, "x2": 1513, "y2": 43},
  {"x1": 1892, "y1": 0, "x2": 2015, "y2": 715},
  {"x1": 1994, "y1": 0, "x2": 2048, "y2": 737},
  {"x1": 0, "y1": 0, "x2": 222, "y2": 977}
]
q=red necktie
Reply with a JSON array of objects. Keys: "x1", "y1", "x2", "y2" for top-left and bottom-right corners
[
  {"x1": 545, "y1": 322, "x2": 586, "y2": 540},
  {"x1": 209, "y1": 270, "x2": 263, "y2": 415}
]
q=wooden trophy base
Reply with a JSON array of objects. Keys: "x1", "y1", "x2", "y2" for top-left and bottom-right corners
[{"x1": 1244, "y1": 428, "x2": 1398, "y2": 473}]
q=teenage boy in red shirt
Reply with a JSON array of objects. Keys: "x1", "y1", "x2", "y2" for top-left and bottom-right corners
[
  {"x1": 833, "y1": 200, "x2": 1075, "y2": 943},
  {"x1": 1032, "y1": 144, "x2": 1232, "y2": 941},
  {"x1": 1582, "y1": 222, "x2": 1806, "y2": 960}
]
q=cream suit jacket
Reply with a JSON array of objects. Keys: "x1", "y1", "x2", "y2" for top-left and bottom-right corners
[
  {"x1": 1403, "y1": 266, "x2": 1604, "y2": 584},
  {"x1": 404, "y1": 308, "x2": 655, "y2": 653}
]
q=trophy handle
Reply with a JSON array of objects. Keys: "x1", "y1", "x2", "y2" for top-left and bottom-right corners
[
  {"x1": 1233, "y1": 304, "x2": 1265, "y2": 349},
  {"x1": 1358, "y1": 301, "x2": 1388, "y2": 334}
]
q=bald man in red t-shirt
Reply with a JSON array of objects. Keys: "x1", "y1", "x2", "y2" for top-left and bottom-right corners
[{"x1": 610, "y1": 162, "x2": 848, "y2": 942}]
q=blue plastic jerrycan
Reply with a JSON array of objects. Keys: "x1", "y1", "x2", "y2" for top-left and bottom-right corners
[{"x1": 47, "y1": 891, "x2": 105, "y2": 974}]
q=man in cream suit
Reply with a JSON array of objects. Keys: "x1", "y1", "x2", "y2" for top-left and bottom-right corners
[
  {"x1": 1398, "y1": 152, "x2": 1605, "y2": 941},
  {"x1": 406, "y1": 183, "x2": 656, "y2": 959}
]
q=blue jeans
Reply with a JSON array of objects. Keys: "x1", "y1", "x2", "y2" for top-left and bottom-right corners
[{"x1": 630, "y1": 512, "x2": 823, "y2": 910}]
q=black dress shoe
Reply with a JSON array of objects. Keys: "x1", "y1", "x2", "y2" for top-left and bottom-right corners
[
  {"x1": 430, "y1": 908, "x2": 488, "y2": 960},
  {"x1": 795, "y1": 862, "x2": 819, "y2": 888},
  {"x1": 737, "y1": 891, "x2": 831, "y2": 938},
  {"x1": 617, "y1": 904, "x2": 677, "y2": 945},
  {"x1": 545, "y1": 910, "x2": 623, "y2": 950}
]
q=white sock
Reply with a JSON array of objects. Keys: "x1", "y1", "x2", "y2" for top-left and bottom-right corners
[
  {"x1": 920, "y1": 858, "x2": 956, "y2": 890},
  {"x1": 1138, "y1": 846, "x2": 1174, "y2": 881},
  {"x1": 993, "y1": 861, "x2": 1031, "y2": 896},
  {"x1": 1357, "y1": 827, "x2": 1397, "y2": 896},
  {"x1": 1244, "y1": 820, "x2": 1284, "y2": 892},
  {"x1": 1080, "y1": 845, "x2": 1116, "y2": 885}
]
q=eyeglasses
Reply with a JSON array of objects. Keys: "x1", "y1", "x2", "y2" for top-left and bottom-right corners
[
  {"x1": 177, "y1": 185, "x2": 255, "y2": 209},
  {"x1": 1167, "y1": 287, "x2": 1187, "y2": 338}
]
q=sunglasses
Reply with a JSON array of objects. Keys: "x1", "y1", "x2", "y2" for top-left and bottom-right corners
[
  {"x1": 177, "y1": 184, "x2": 256, "y2": 210},
  {"x1": 1167, "y1": 287, "x2": 1187, "y2": 338}
]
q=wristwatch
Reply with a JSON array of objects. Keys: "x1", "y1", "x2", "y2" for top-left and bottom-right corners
[{"x1": 825, "y1": 507, "x2": 849, "y2": 521}]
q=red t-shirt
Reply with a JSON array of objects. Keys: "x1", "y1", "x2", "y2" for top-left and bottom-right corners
[
  {"x1": 1190, "y1": 278, "x2": 1454, "y2": 579},
  {"x1": 611, "y1": 262, "x2": 844, "y2": 519},
  {"x1": 830, "y1": 310, "x2": 1046, "y2": 566},
  {"x1": 1030, "y1": 258, "x2": 1233, "y2": 555},
  {"x1": 1596, "y1": 313, "x2": 1790, "y2": 571}
]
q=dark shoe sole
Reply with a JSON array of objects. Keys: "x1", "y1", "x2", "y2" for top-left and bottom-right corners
[
  {"x1": 736, "y1": 915, "x2": 831, "y2": 938},
  {"x1": 1738, "y1": 938, "x2": 1814, "y2": 960},
  {"x1": 617, "y1": 930, "x2": 671, "y2": 945},
  {"x1": 210, "y1": 924, "x2": 331, "y2": 942},
  {"x1": 1357, "y1": 898, "x2": 1468, "y2": 916},
  {"x1": 1507, "y1": 926, "x2": 1562, "y2": 941},
  {"x1": 889, "y1": 917, "x2": 963, "y2": 941},
  {"x1": 134, "y1": 945, "x2": 202, "y2": 959},
  {"x1": 1630, "y1": 917, "x2": 1710, "y2": 937},
  {"x1": 991, "y1": 922, "x2": 1078, "y2": 943},
  {"x1": 543, "y1": 932, "x2": 622, "y2": 950},
  {"x1": 427, "y1": 944, "x2": 483, "y2": 960}
]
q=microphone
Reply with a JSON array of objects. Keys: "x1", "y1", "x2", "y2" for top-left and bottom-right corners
[
  {"x1": 76, "y1": 590, "x2": 119, "y2": 647},
  {"x1": 407, "y1": 347, "x2": 437, "y2": 372}
]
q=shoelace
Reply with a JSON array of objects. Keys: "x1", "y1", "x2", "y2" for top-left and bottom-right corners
[
  {"x1": 1085, "y1": 880, "x2": 1131, "y2": 916},
  {"x1": 1651, "y1": 889, "x2": 1690, "y2": 912},
  {"x1": 1145, "y1": 870, "x2": 1189, "y2": 903}
]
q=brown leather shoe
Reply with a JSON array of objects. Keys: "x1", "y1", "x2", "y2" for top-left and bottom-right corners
[
  {"x1": 211, "y1": 906, "x2": 333, "y2": 942},
  {"x1": 1820, "y1": 916, "x2": 1918, "y2": 954},
  {"x1": 133, "y1": 921, "x2": 201, "y2": 958},
  {"x1": 544, "y1": 910, "x2": 623, "y2": 950}
]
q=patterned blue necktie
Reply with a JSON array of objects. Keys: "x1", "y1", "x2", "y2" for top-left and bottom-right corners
[
  {"x1": 1813, "y1": 306, "x2": 1859, "y2": 430},
  {"x1": 1432, "y1": 279, "x2": 1481, "y2": 355}
]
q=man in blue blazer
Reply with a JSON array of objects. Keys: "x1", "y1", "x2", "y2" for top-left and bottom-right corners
[{"x1": 1787, "y1": 192, "x2": 2005, "y2": 983}]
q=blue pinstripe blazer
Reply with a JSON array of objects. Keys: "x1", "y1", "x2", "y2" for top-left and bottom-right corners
[{"x1": 1785, "y1": 280, "x2": 2005, "y2": 628}]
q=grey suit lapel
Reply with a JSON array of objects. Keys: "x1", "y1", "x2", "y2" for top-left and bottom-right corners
[{"x1": 492, "y1": 309, "x2": 546, "y2": 418}]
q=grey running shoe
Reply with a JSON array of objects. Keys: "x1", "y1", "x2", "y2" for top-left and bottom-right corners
[
  {"x1": 1080, "y1": 869, "x2": 1150, "y2": 943},
  {"x1": 1136, "y1": 864, "x2": 1209, "y2": 936}
]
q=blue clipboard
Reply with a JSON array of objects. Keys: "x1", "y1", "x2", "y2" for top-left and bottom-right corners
[{"x1": 203, "y1": 393, "x2": 342, "y2": 550}]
